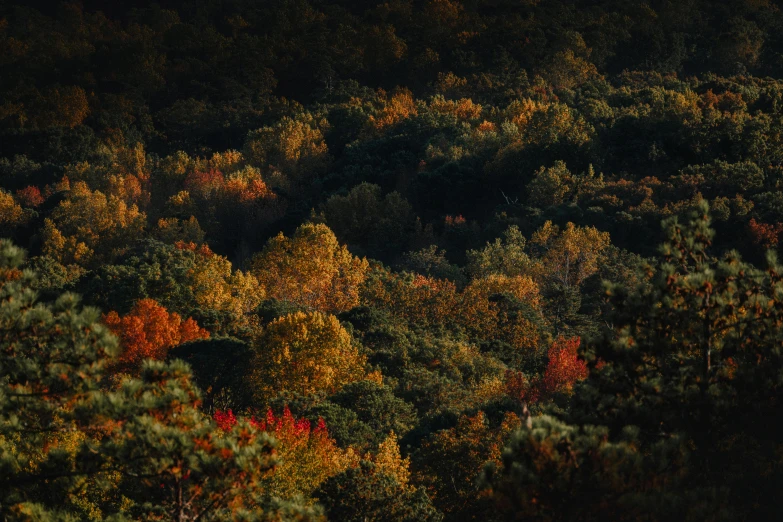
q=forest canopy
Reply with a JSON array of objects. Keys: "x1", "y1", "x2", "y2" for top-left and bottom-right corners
[{"x1": 3, "y1": 0, "x2": 783, "y2": 520}]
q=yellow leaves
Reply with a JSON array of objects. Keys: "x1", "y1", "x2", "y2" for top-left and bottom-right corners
[
  {"x1": 525, "y1": 102, "x2": 593, "y2": 148},
  {"x1": 0, "y1": 190, "x2": 31, "y2": 234},
  {"x1": 251, "y1": 223, "x2": 369, "y2": 313},
  {"x1": 155, "y1": 216, "x2": 205, "y2": 245},
  {"x1": 428, "y1": 95, "x2": 482, "y2": 120},
  {"x1": 244, "y1": 114, "x2": 330, "y2": 188},
  {"x1": 372, "y1": 433, "x2": 411, "y2": 487},
  {"x1": 180, "y1": 243, "x2": 264, "y2": 318},
  {"x1": 459, "y1": 274, "x2": 543, "y2": 350},
  {"x1": 252, "y1": 311, "x2": 367, "y2": 402},
  {"x1": 541, "y1": 49, "x2": 600, "y2": 90},
  {"x1": 41, "y1": 181, "x2": 146, "y2": 267},
  {"x1": 531, "y1": 221, "x2": 610, "y2": 289}
]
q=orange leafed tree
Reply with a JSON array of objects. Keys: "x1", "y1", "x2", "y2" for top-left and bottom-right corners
[
  {"x1": 505, "y1": 336, "x2": 588, "y2": 403},
  {"x1": 748, "y1": 218, "x2": 783, "y2": 249},
  {"x1": 104, "y1": 298, "x2": 209, "y2": 366},
  {"x1": 541, "y1": 336, "x2": 588, "y2": 395}
]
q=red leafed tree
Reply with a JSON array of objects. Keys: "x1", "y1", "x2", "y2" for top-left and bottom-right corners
[
  {"x1": 504, "y1": 370, "x2": 540, "y2": 404},
  {"x1": 184, "y1": 169, "x2": 224, "y2": 198},
  {"x1": 104, "y1": 298, "x2": 209, "y2": 366},
  {"x1": 541, "y1": 336, "x2": 588, "y2": 395},
  {"x1": 15, "y1": 186, "x2": 45, "y2": 207},
  {"x1": 505, "y1": 337, "x2": 588, "y2": 403},
  {"x1": 214, "y1": 406, "x2": 350, "y2": 498}
]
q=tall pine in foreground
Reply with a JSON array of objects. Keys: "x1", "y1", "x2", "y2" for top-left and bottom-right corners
[
  {"x1": 483, "y1": 202, "x2": 783, "y2": 521},
  {"x1": 0, "y1": 239, "x2": 322, "y2": 521}
]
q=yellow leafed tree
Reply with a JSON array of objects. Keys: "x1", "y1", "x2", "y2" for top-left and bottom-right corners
[
  {"x1": 251, "y1": 223, "x2": 369, "y2": 313},
  {"x1": 252, "y1": 311, "x2": 367, "y2": 402},
  {"x1": 41, "y1": 181, "x2": 146, "y2": 267},
  {"x1": 530, "y1": 221, "x2": 610, "y2": 289}
]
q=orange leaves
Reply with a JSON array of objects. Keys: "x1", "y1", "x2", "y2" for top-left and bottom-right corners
[
  {"x1": 185, "y1": 169, "x2": 224, "y2": 198},
  {"x1": 104, "y1": 299, "x2": 209, "y2": 366},
  {"x1": 361, "y1": 268, "x2": 459, "y2": 328},
  {"x1": 183, "y1": 167, "x2": 276, "y2": 209},
  {"x1": 541, "y1": 336, "x2": 588, "y2": 395},
  {"x1": 505, "y1": 336, "x2": 587, "y2": 402},
  {"x1": 370, "y1": 88, "x2": 417, "y2": 130},
  {"x1": 748, "y1": 218, "x2": 783, "y2": 249}
]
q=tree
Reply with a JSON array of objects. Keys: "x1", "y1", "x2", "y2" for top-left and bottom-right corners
[
  {"x1": 328, "y1": 380, "x2": 418, "y2": 444},
  {"x1": 244, "y1": 114, "x2": 330, "y2": 191},
  {"x1": 168, "y1": 337, "x2": 255, "y2": 413},
  {"x1": 0, "y1": 189, "x2": 31, "y2": 236},
  {"x1": 85, "y1": 240, "x2": 264, "y2": 331},
  {"x1": 527, "y1": 161, "x2": 574, "y2": 208},
  {"x1": 316, "y1": 183, "x2": 416, "y2": 258},
  {"x1": 251, "y1": 223, "x2": 369, "y2": 313},
  {"x1": 530, "y1": 221, "x2": 611, "y2": 290},
  {"x1": 481, "y1": 416, "x2": 648, "y2": 522},
  {"x1": 415, "y1": 411, "x2": 521, "y2": 521},
  {"x1": 41, "y1": 181, "x2": 146, "y2": 268},
  {"x1": 540, "y1": 336, "x2": 587, "y2": 395},
  {"x1": 104, "y1": 298, "x2": 209, "y2": 368},
  {"x1": 466, "y1": 225, "x2": 530, "y2": 279},
  {"x1": 314, "y1": 459, "x2": 442, "y2": 522},
  {"x1": 214, "y1": 406, "x2": 354, "y2": 500},
  {"x1": 251, "y1": 311, "x2": 368, "y2": 402},
  {"x1": 459, "y1": 274, "x2": 544, "y2": 350}
]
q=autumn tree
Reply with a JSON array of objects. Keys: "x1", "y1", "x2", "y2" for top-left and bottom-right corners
[
  {"x1": 540, "y1": 336, "x2": 588, "y2": 395},
  {"x1": 251, "y1": 223, "x2": 369, "y2": 313},
  {"x1": 85, "y1": 240, "x2": 264, "y2": 331},
  {"x1": 315, "y1": 434, "x2": 442, "y2": 522},
  {"x1": 0, "y1": 189, "x2": 31, "y2": 236},
  {"x1": 215, "y1": 406, "x2": 354, "y2": 500},
  {"x1": 251, "y1": 311, "x2": 368, "y2": 403},
  {"x1": 530, "y1": 221, "x2": 610, "y2": 290},
  {"x1": 41, "y1": 181, "x2": 146, "y2": 268},
  {"x1": 103, "y1": 298, "x2": 209, "y2": 367},
  {"x1": 360, "y1": 267, "x2": 459, "y2": 329},
  {"x1": 244, "y1": 114, "x2": 330, "y2": 191},
  {"x1": 459, "y1": 274, "x2": 545, "y2": 352}
]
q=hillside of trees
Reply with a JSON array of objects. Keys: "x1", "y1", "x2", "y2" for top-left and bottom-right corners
[{"x1": 3, "y1": 1, "x2": 783, "y2": 520}]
